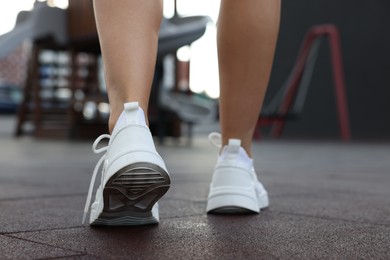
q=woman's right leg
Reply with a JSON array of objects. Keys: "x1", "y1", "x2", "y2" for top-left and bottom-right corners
[{"x1": 93, "y1": 0, "x2": 163, "y2": 132}]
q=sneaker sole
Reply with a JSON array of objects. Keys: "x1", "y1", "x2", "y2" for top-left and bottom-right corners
[{"x1": 91, "y1": 162, "x2": 170, "y2": 226}]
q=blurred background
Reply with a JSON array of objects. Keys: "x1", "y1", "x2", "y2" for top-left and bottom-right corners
[
  {"x1": 0, "y1": 0, "x2": 389, "y2": 142},
  {"x1": 2, "y1": 2, "x2": 390, "y2": 257}
]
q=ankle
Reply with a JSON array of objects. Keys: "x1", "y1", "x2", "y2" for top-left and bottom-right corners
[{"x1": 108, "y1": 113, "x2": 120, "y2": 134}]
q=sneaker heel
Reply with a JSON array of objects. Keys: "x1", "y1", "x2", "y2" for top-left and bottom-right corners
[{"x1": 93, "y1": 162, "x2": 170, "y2": 225}]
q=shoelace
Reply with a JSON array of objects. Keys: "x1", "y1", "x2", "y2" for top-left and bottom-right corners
[
  {"x1": 82, "y1": 134, "x2": 111, "y2": 225},
  {"x1": 208, "y1": 132, "x2": 222, "y2": 149}
]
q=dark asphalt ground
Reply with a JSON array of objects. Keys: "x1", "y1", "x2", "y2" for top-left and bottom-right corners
[{"x1": 1, "y1": 116, "x2": 389, "y2": 259}]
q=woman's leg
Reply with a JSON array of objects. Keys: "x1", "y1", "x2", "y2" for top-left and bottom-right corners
[
  {"x1": 217, "y1": 0, "x2": 281, "y2": 156},
  {"x1": 93, "y1": 0, "x2": 163, "y2": 132}
]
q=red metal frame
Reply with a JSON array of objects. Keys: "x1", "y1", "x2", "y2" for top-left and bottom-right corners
[{"x1": 255, "y1": 24, "x2": 351, "y2": 141}]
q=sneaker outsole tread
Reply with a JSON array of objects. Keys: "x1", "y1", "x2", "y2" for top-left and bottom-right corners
[{"x1": 91, "y1": 162, "x2": 170, "y2": 226}]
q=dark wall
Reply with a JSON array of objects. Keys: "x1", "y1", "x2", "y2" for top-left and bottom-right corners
[{"x1": 266, "y1": 0, "x2": 390, "y2": 139}]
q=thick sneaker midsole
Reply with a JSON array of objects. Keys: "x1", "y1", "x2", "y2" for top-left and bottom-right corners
[{"x1": 206, "y1": 186, "x2": 266, "y2": 213}]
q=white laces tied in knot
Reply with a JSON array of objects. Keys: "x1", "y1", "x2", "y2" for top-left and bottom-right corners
[
  {"x1": 208, "y1": 132, "x2": 222, "y2": 148},
  {"x1": 82, "y1": 134, "x2": 111, "y2": 225}
]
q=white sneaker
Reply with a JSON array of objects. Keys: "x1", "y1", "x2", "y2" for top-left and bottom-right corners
[
  {"x1": 82, "y1": 102, "x2": 170, "y2": 226},
  {"x1": 206, "y1": 133, "x2": 269, "y2": 214}
]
